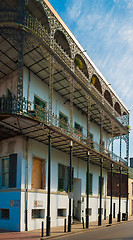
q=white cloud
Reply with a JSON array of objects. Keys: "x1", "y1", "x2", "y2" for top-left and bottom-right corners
[{"x1": 64, "y1": 0, "x2": 133, "y2": 156}]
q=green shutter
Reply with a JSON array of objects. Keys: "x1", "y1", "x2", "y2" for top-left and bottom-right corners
[{"x1": 9, "y1": 154, "x2": 17, "y2": 188}]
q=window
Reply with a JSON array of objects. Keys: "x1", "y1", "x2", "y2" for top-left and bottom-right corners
[
  {"x1": 74, "y1": 122, "x2": 83, "y2": 134},
  {"x1": 0, "y1": 209, "x2": 9, "y2": 219},
  {"x1": 32, "y1": 209, "x2": 44, "y2": 219},
  {"x1": 58, "y1": 164, "x2": 74, "y2": 192},
  {"x1": 59, "y1": 112, "x2": 68, "y2": 129},
  {"x1": 86, "y1": 208, "x2": 92, "y2": 216},
  {"x1": 86, "y1": 173, "x2": 93, "y2": 195},
  {"x1": 32, "y1": 158, "x2": 46, "y2": 189},
  {"x1": 57, "y1": 209, "x2": 66, "y2": 217},
  {"x1": 34, "y1": 95, "x2": 46, "y2": 121},
  {"x1": 0, "y1": 154, "x2": 17, "y2": 188},
  {"x1": 98, "y1": 177, "x2": 104, "y2": 195},
  {"x1": 98, "y1": 208, "x2": 103, "y2": 215},
  {"x1": 89, "y1": 133, "x2": 94, "y2": 148}
]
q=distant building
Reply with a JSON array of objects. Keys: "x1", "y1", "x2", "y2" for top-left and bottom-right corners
[{"x1": 0, "y1": 0, "x2": 129, "y2": 232}]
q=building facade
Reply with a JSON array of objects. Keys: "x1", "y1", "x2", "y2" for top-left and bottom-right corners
[{"x1": 0, "y1": 0, "x2": 129, "y2": 232}]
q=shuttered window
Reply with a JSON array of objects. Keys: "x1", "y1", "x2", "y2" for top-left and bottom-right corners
[
  {"x1": 34, "y1": 95, "x2": 47, "y2": 121},
  {"x1": 58, "y1": 164, "x2": 74, "y2": 192},
  {"x1": 0, "y1": 154, "x2": 17, "y2": 188},
  {"x1": 59, "y1": 112, "x2": 68, "y2": 130},
  {"x1": 74, "y1": 122, "x2": 83, "y2": 133}
]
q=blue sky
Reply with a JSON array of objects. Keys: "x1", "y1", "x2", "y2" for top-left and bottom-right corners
[{"x1": 48, "y1": 0, "x2": 133, "y2": 159}]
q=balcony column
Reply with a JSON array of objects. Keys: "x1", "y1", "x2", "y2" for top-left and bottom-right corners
[
  {"x1": 17, "y1": 34, "x2": 24, "y2": 113},
  {"x1": 120, "y1": 136, "x2": 122, "y2": 161},
  {"x1": 100, "y1": 111, "x2": 104, "y2": 153},
  {"x1": 86, "y1": 151, "x2": 90, "y2": 228},
  {"x1": 46, "y1": 134, "x2": 51, "y2": 236},
  {"x1": 117, "y1": 167, "x2": 122, "y2": 222},
  {"x1": 70, "y1": 80, "x2": 74, "y2": 133},
  {"x1": 109, "y1": 163, "x2": 113, "y2": 224},
  {"x1": 126, "y1": 170, "x2": 128, "y2": 220},
  {"x1": 68, "y1": 140, "x2": 73, "y2": 232},
  {"x1": 98, "y1": 158, "x2": 103, "y2": 226},
  {"x1": 49, "y1": 55, "x2": 54, "y2": 124},
  {"x1": 87, "y1": 97, "x2": 91, "y2": 144}
]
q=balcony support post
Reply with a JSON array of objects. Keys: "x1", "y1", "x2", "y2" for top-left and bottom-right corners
[
  {"x1": 100, "y1": 111, "x2": 104, "y2": 153},
  {"x1": 46, "y1": 134, "x2": 51, "y2": 236},
  {"x1": 109, "y1": 163, "x2": 113, "y2": 224},
  {"x1": 70, "y1": 79, "x2": 74, "y2": 133},
  {"x1": 68, "y1": 140, "x2": 73, "y2": 232},
  {"x1": 86, "y1": 151, "x2": 90, "y2": 228},
  {"x1": 87, "y1": 97, "x2": 91, "y2": 144},
  {"x1": 49, "y1": 55, "x2": 54, "y2": 124},
  {"x1": 98, "y1": 158, "x2": 103, "y2": 226}
]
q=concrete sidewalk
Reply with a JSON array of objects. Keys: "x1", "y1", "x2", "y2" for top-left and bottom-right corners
[{"x1": 0, "y1": 217, "x2": 133, "y2": 240}]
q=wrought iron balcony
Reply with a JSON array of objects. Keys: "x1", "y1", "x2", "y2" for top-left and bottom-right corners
[{"x1": 0, "y1": 94, "x2": 127, "y2": 166}]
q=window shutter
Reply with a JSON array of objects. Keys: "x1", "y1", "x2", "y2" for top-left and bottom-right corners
[{"x1": 9, "y1": 154, "x2": 17, "y2": 188}]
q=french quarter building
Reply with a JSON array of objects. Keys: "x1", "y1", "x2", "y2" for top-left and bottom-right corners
[{"x1": 0, "y1": 0, "x2": 129, "y2": 232}]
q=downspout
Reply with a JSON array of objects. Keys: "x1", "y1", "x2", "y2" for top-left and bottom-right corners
[{"x1": 25, "y1": 137, "x2": 29, "y2": 231}]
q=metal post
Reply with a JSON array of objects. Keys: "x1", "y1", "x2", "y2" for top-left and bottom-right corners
[
  {"x1": 64, "y1": 218, "x2": 66, "y2": 232},
  {"x1": 109, "y1": 163, "x2": 113, "y2": 224},
  {"x1": 86, "y1": 151, "x2": 90, "y2": 228},
  {"x1": 46, "y1": 135, "x2": 51, "y2": 236},
  {"x1": 41, "y1": 222, "x2": 44, "y2": 237},
  {"x1": 98, "y1": 158, "x2": 103, "y2": 226},
  {"x1": 82, "y1": 217, "x2": 84, "y2": 229},
  {"x1": 68, "y1": 140, "x2": 73, "y2": 232},
  {"x1": 126, "y1": 170, "x2": 128, "y2": 220},
  {"x1": 118, "y1": 167, "x2": 122, "y2": 222}
]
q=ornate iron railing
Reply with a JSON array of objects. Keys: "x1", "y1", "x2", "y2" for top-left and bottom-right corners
[
  {"x1": 0, "y1": 95, "x2": 127, "y2": 166},
  {"x1": 53, "y1": 39, "x2": 71, "y2": 68}
]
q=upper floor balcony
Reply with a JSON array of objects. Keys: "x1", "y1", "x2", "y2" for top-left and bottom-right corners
[{"x1": 0, "y1": 93, "x2": 128, "y2": 167}]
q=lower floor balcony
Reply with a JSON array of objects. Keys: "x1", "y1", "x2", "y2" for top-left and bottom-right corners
[{"x1": 0, "y1": 96, "x2": 128, "y2": 170}]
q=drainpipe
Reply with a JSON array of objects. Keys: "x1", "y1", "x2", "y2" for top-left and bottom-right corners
[
  {"x1": 118, "y1": 167, "x2": 122, "y2": 222},
  {"x1": 86, "y1": 151, "x2": 90, "y2": 228},
  {"x1": 109, "y1": 163, "x2": 113, "y2": 224},
  {"x1": 98, "y1": 158, "x2": 103, "y2": 226},
  {"x1": 46, "y1": 134, "x2": 51, "y2": 236},
  {"x1": 68, "y1": 140, "x2": 73, "y2": 232},
  {"x1": 126, "y1": 170, "x2": 128, "y2": 220},
  {"x1": 25, "y1": 137, "x2": 29, "y2": 231}
]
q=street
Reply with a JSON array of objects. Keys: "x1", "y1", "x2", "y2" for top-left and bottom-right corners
[{"x1": 52, "y1": 221, "x2": 133, "y2": 240}]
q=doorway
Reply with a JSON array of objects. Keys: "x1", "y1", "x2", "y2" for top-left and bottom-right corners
[{"x1": 73, "y1": 178, "x2": 82, "y2": 221}]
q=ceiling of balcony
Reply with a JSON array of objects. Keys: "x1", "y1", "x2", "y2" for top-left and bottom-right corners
[{"x1": 0, "y1": 31, "x2": 127, "y2": 138}]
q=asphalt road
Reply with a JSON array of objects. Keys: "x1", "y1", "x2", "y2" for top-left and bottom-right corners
[{"x1": 54, "y1": 221, "x2": 133, "y2": 240}]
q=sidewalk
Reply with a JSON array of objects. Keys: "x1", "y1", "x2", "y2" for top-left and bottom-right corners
[
  {"x1": 41, "y1": 216, "x2": 133, "y2": 239},
  {"x1": 0, "y1": 216, "x2": 133, "y2": 240}
]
